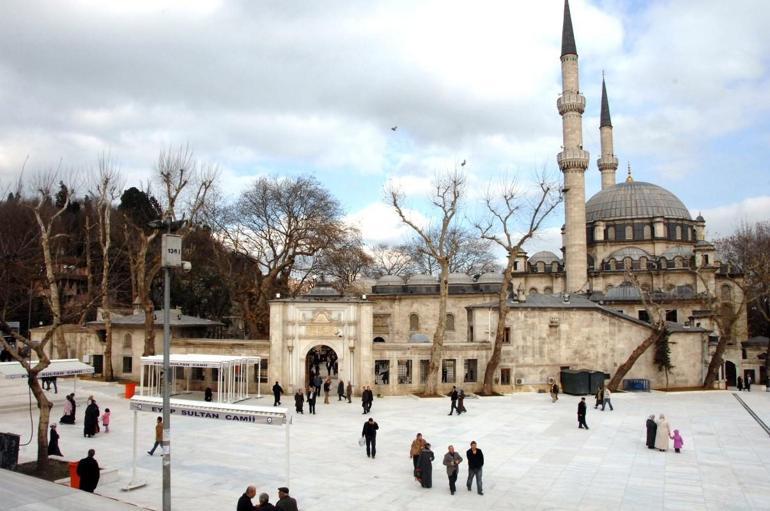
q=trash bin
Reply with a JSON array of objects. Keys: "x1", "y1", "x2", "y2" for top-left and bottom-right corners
[
  {"x1": 125, "y1": 382, "x2": 137, "y2": 399},
  {"x1": 69, "y1": 461, "x2": 80, "y2": 489},
  {"x1": 0, "y1": 432, "x2": 20, "y2": 470}
]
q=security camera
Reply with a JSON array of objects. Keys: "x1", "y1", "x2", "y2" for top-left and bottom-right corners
[{"x1": 181, "y1": 261, "x2": 192, "y2": 273}]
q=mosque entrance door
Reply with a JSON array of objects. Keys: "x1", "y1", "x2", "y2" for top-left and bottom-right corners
[
  {"x1": 305, "y1": 345, "x2": 339, "y2": 390},
  {"x1": 725, "y1": 361, "x2": 737, "y2": 388}
]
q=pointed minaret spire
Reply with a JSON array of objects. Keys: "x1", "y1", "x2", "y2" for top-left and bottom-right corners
[
  {"x1": 557, "y1": 0, "x2": 588, "y2": 293},
  {"x1": 561, "y1": 0, "x2": 577, "y2": 57},
  {"x1": 600, "y1": 76, "x2": 612, "y2": 128},
  {"x1": 597, "y1": 74, "x2": 619, "y2": 190},
  {"x1": 626, "y1": 162, "x2": 634, "y2": 182}
]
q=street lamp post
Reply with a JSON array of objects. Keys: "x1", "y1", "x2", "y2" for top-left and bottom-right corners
[{"x1": 150, "y1": 219, "x2": 189, "y2": 511}]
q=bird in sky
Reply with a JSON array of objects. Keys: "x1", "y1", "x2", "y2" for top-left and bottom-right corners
[
  {"x1": 391, "y1": 126, "x2": 398, "y2": 131},
  {"x1": 461, "y1": 160, "x2": 466, "y2": 166}
]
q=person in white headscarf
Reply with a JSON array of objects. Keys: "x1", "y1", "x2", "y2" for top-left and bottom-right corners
[{"x1": 655, "y1": 414, "x2": 671, "y2": 451}]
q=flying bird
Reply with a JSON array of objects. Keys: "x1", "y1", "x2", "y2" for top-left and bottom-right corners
[
  {"x1": 391, "y1": 126, "x2": 398, "y2": 131},
  {"x1": 461, "y1": 160, "x2": 466, "y2": 167}
]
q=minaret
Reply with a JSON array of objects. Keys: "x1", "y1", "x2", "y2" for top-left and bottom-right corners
[
  {"x1": 557, "y1": 0, "x2": 589, "y2": 293},
  {"x1": 598, "y1": 76, "x2": 619, "y2": 190}
]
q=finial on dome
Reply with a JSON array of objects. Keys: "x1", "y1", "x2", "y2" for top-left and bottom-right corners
[{"x1": 625, "y1": 162, "x2": 633, "y2": 182}]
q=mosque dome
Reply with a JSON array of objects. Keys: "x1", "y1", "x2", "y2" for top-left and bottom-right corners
[
  {"x1": 585, "y1": 181, "x2": 691, "y2": 223},
  {"x1": 528, "y1": 251, "x2": 561, "y2": 265}
]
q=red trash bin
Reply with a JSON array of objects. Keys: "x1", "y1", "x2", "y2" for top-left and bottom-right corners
[
  {"x1": 69, "y1": 461, "x2": 80, "y2": 488},
  {"x1": 125, "y1": 382, "x2": 137, "y2": 399}
]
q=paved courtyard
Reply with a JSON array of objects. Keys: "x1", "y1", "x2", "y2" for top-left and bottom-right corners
[{"x1": 1, "y1": 379, "x2": 770, "y2": 510}]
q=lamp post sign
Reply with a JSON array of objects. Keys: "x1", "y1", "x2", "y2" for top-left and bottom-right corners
[{"x1": 161, "y1": 235, "x2": 182, "y2": 268}]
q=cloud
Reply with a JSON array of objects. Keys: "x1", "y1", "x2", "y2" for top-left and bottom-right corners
[
  {"x1": 697, "y1": 196, "x2": 770, "y2": 240},
  {"x1": 344, "y1": 201, "x2": 427, "y2": 246}
]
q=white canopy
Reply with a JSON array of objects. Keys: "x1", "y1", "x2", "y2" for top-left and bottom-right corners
[
  {"x1": 129, "y1": 395, "x2": 287, "y2": 425},
  {"x1": 0, "y1": 358, "x2": 95, "y2": 379},
  {"x1": 141, "y1": 354, "x2": 254, "y2": 368}
]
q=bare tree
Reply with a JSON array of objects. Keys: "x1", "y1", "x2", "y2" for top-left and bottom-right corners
[
  {"x1": 606, "y1": 271, "x2": 669, "y2": 391},
  {"x1": 406, "y1": 226, "x2": 499, "y2": 276},
  {"x1": 475, "y1": 177, "x2": 562, "y2": 394},
  {"x1": 93, "y1": 158, "x2": 121, "y2": 381},
  {"x1": 389, "y1": 172, "x2": 464, "y2": 396},
  {"x1": 311, "y1": 228, "x2": 373, "y2": 293},
  {"x1": 365, "y1": 243, "x2": 415, "y2": 278}
]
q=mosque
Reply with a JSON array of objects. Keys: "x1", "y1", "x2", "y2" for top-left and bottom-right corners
[{"x1": 51, "y1": 1, "x2": 751, "y2": 396}]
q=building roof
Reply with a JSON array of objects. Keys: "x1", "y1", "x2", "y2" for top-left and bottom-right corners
[
  {"x1": 585, "y1": 181, "x2": 692, "y2": 222},
  {"x1": 607, "y1": 247, "x2": 651, "y2": 261},
  {"x1": 88, "y1": 311, "x2": 222, "y2": 328},
  {"x1": 600, "y1": 77, "x2": 612, "y2": 128},
  {"x1": 561, "y1": 0, "x2": 577, "y2": 57},
  {"x1": 741, "y1": 336, "x2": 769, "y2": 348}
]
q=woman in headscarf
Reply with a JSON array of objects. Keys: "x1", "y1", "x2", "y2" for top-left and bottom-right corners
[
  {"x1": 47, "y1": 424, "x2": 63, "y2": 456},
  {"x1": 655, "y1": 414, "x2": 671, "y2": 451},
  {"x1": 645, "y1": 414, "x2": 657, "y2": 449},
  {"x1": 416, "y1": 442, "x2": 435, "y2": 488},
  {"x1": 60, "y1": 394, "x2": 75, "y2": 424},
  {"x1": 84, "y1": 396, "x2": 100, "y2": 437}
]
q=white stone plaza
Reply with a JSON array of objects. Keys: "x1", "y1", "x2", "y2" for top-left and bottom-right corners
[{"x1": 2, "y1": 379, "x2": 770, "y2": 510}]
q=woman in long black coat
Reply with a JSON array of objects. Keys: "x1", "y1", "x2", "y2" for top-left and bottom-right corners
[
  {"x1": 84, "y1": 398, "x2": 100, "y2": 437},
  {"x1": 416, "y1": 444, "x2": 435, "y2": 488},
  {"x1": 645, "y1": 414, "x2": 657, "y2": 449},
  {"x1": 294, "y1": 389, "x2": 304, "y2": 414},
  {"x1": 48, "y1": 424, "x2": 63, "y2": 456}
]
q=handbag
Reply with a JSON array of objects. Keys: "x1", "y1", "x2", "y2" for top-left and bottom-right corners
[{"x1": 358, "y1": 437, "x2": 365, "y2": 447}]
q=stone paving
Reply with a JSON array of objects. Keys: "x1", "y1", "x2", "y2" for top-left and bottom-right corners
[{"x1": 1, "y1": 379, "x2": 770, "y2": 510}]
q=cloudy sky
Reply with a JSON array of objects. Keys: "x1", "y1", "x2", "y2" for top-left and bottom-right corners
[{"x1": 1, "y1": 0, "x2": 769, "y2": 254}]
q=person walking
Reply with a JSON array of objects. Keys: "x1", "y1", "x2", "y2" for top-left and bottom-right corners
[
  {"x1": 294, "y1": 389, "x2": 304, "y2": 414},
  {"x1": 746, "y1": 375, "x2": 752, "y2": 391},
  {"x1": 578, "y1": 397, "x2": 589, "y2": 429},
  {"x1": 655, "y1": 414, "x2": 671, "y2": 451},
  {"x1": 147, "y1": 416, "x2": 163, "y2": 455},
  {"x1": 276, "y1": 487, "x2": 298, "y2": 511},
  {"x1": 313, "y1": 373, "x2": 322, "y2": 396},
  {"x1": 60, "y1": 393, "x2": 76, "y2": 424},
  {"x1": 442, "y1": 445, "x2": 463, "y2": 495},
  {"x1": 737, "y1": 376, "x2": 744, "y2": 391},
  {"x1": 551, "y1": 383, "x2": 559, "y2": 403},
  {"x1": 602, "y1": 387, "x2": 614, "y2": 411},
  {"x1": 101, "y1": 408, "x2": 111, "y2": 433},
  {"x1": 449, "y1": 386, "x2": 458, "y2": 415},
  {"x1": 346, "y1": 381, "x2": 353, "y2": 403},
  {"x1": 307, "y1": 387, "x2": 317, "y2": 415},
  {"x1": 416, "y1": 443, "x2": 434, "y2": 488},
  {"x1": 337, "y1": 380, "x2": 345, "y2": 401},
  {"x1": 361, "y1": 386, "x2": 369, "y2": 415},
  {"x1": 466, "y1": 440, "x2": 484, "y2": 495},
  {"x1": 645, "y1": 414, "x2": 657, "y2": 449},
  {"x1": 204, "y1": 386, "x2": 213, "y2": 402},
  {"x1": 323, "y1": 377, "x2": 331, "y2": 404},
  {"x1": 272, "y1": 381, "x2": 284, "y2": 406},
  {"x1": 594, "y1": 387, "x2": 603, "y2": 409},
  {"x1": 48, "y1": 424, "x2": 63, "y2": 456},
  {"x1": 410, "y1": 433, "x2": 425, "y2": 472},
  {"x1": 672, "y1": 429, "x2": 684, "y2": 453},
  {"x1": 361, "y1": 417, "x2": 379, "y2": 458},
  {"x1": 76, "y1": 449, "x2": 100, "y2": 493},
  {"x1": 457, "y1": 389, "x2": 466, "y2": 414},
  {"x1": 238, "y1": 485, "x2": 257, "y2": 511},
  {"x1": 83, "y1": 397, "x2": 99, "y2": 437}
]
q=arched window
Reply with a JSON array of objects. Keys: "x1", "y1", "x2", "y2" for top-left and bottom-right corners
[
  {"x1": 373, "y1": 337, "x2": 385, "y2": 343},
  {"x1": 607, "y1": 226, "x2": 615, "y2": 241},
  {"x1": 529, "y1": 288, "x2": 538, "y2": 295},
  {"x1": 123, "y1": 333, "x2": 132, "y2": 350},
  {"x1": 659, "y1": 258, "x2": 667, "y2": 270},
  {"x1": 544, "y1": 287, "x2": 553, "y2": 295},
  {"x1": 409, "y1": 313, "x2": 419, "y2": 331},
  {"x1": 536, "y1": 261, "x2": 545, "y2": 273},
  {"x1": 639, "y1": 256, "x2": 648, "y2": 270},
  {"x1": 624, "y1": 257, "x2": 633, "y2": 270},
  {"x1": 609, "y1": 259, "x2": 617, "y2": 271},
  {"x1": 606, "y1": 284, "x2": 614, "y2": 293},
  {"x1": 445, "y1": 313, "x2": 455, "y2": 331},
  {"x1": 674, "y1": 257, "x2": 683, "y2": 269},
  {"x1": 625, "y1": 225, "x2": 633, "y2": 240},
  {"x1": 675, "y1": 225, "x2": 682, "y2": 240},
  {"x1": 643, "y1": 225, "x2": 652, "y2": 239},
  {"x1": 720, "y1": 284, "x2": 732, "y2": 302},
  {"x1": 551, "y1": 262, "x2": 559, "y2": 273}
]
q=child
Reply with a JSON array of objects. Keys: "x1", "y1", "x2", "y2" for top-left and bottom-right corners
[
  {"x1": 671, "y1": 429, "x2": 683, "y2": 453},
  {"x1": 102, "y1": 408, "x2": 111, "y2": 433}
]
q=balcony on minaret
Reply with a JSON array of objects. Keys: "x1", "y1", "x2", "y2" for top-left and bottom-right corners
[
  {"x1": 597, "y1": 154, "x2": 619, "y2": 170},
  {"x1": 557, "y1": 148, "x2": 589, "y2": 171},
  {"x1": 557, "y1": 92, "x2": 586, "y2": 115}
]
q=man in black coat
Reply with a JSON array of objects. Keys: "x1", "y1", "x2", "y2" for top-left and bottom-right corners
[
  {"x1": 361, "y1": 417, "x2": 379, "y2": 458},
  {"x1": 307, "y1": 388, "x2": 316, "y2": 415},
  {"x1": 466, "y1": 440, "x2": 484, "y2": 495},
  {"x1": 294, "y1": 389, "x2": 304, "y2": 414},
  {"x1": 276, "y1": 487, "x2": 298, "y2": 511},
  {"x1": 449, "y1": 386, "x2": 458, "y2": 415},
  {"x1": 237, "y1": 485, "x2": 257, "y2": 511},
  {"x1": 76, "y1": 449, "x2": 100, "y2": 493},
  {"x1": 337, "y1": 380, "x2": 345, "y2": 401},
  {"x1": 272, "y1": 381, "x2": 284, "y2": 406},
  {"x1": 577, "y1": 397, "x2": 589, "y2": 429},
  {"x1": 645, "y1": 414, "x2": 657, "y2": 449}
]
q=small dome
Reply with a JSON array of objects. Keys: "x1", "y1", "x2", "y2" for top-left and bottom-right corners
[
  {"x1": 696, "y1": 214, "x2": 705, "y2": 222},
  {"x1": 376, "y1": 275, "x2": 404, "y2": 286},
  {"x1": 407, "y1": 274, "x2": 437, "y2": 285},
  {"x1": 477, "y1": 272, "x2": 504, "y2": 283},
  {"x1": 586, "y1": 181, "x2": 691, "y2": 222},
  {"x1": 661, "y1": 246, "x2": 693, "y2": 259},
  {"x1": 448, "y1": 273, "x2": 473, "y2": 284},
  {"x1": 607, "y1": 247, "x2": 651, "y2": 261},
  {"x1": 528, "y1": 251, "x2": 561, "y2": 264}
]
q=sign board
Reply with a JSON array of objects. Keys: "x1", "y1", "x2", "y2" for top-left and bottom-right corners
[
  {"x1": 129, "y1": 397, "x2": 287, "y2": 426},
  {"x1": 161, "y1": 235, "x2": 183, "y2": 268}
]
